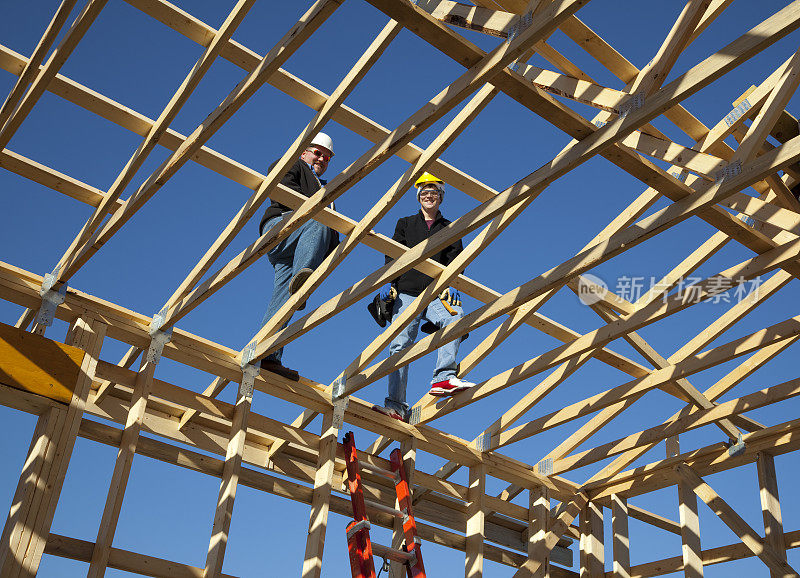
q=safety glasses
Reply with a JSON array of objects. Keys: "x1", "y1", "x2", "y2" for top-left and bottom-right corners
[{"x1": 305, "y1": 148, "x2": 331, "y2": 162}]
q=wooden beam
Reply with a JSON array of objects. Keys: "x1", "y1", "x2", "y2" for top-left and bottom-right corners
[
  {"x1": 757, "y1": 452, "x2": 787, "y2": 577},
  {"x1": 528, "y1": 486, "x2": 550, "y2": 578},
  {"x1": 300, "y1": 412, "x2": 338, "y2": 578},
  {"x1": 202, "y1": 373, "x2": 253, "y2": 578},
  {"x1": 579, "y1": 501, "x2": 603, "y2": 578},
  {"x1": 674, "y1": 463, "x2": 798, "y2": 576},
  {"x1": 611, "y1": 495, "x2": 630, "y2": 578},
  {"x1": 87, "y1": 330, "x2": 165, "y2": 577},
  {"x1": 668, "y1": 438, "x2": 703, "y2": 578},
  {"x1": 465, "y1": 463, "x2": 486, "y2": 578}
]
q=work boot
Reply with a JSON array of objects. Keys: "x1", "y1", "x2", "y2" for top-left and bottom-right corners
[
  {"x1": 289, "y1": 267, "x2": 313, "y2": 311},
  {"x1": 260, "y1": 358, "x2": 299, "y2": 381},
  {"x1": 371, "y1": 404, "x2": 407, "y2": 423}
]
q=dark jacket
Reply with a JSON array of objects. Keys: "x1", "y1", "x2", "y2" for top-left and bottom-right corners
[
  {"x1": 387, "y1": 210, "x2": 463, "y2": 296},
  {"x1": 258, "y1": 158, "x2": 339, "y2": 255}
]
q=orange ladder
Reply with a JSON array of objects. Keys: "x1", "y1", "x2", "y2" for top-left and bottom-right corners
[{"x1": 343, "y1": 431, "x2": 426, "y2": 578}]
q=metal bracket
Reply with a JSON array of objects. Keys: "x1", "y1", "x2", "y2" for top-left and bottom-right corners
[
  {"x1": 346, "y1": 519, "x2": 370, "y2": 539},
  {"x1": 724, "y1": 98, "x2": 752, "y2": 127},
  {"x1": 35, "y1": 275, "x2": 67, "y2": 329},
  {"x1": 593, "y1": 119, "x2": 607, "y2": 128},
  {"x1": 240, "y1": 340, "x2": 257, "y2": 369},
  {"x1": 332, "y1": 398, "x2": 349, "y2": 430},
  {"x1": 146, "y1": 328, "x2": 172, "y2": 365},
  {"x1": 332, "y1": 374, "x2": 346, "y2": 400},
  {"x1": 506, "y1": 11, "x2": 533, "y2": 73},
  {"x1": 149, "y1": 305, "x2": 169, "y2": 336},
  {"x1": 618, "y1": 92, "x2": 645, "y2": 119},
  {"x1": 728, "y1": 433, "x2": 746, "y2": 457},
  {"x1": 737, "y1": 212, "x2": 757, "y2": 228},
  {"x1": 537, "y1": 457, "x2": 553, "y2": 475},
  {"x1": 240, "y1": 364, "x2": 259, "y2": 399},
  {"x1": 475, "y1": 431, "x2": 490, "y2": 452},
  {"x1": 409, "y1": 405, "x2": 421, "y2": 426},
  {"x1": 670, "y1": 170, "x2": 688, "y2": 182},
  {"x1": 714, "y1": 160, "x2": 742, "y2": 183}
]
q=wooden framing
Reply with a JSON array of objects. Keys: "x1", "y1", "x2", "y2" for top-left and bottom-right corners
[{"x1": 2, "y1": 1, "x2": 800, "y2": 576}]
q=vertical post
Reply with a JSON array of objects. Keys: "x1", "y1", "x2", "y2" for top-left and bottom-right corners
[
  {"x1": 756, "y1": 451, "x2": 786, "y2": 577},
  {"x1": 390, "y1": 438, "x2": 416, "y2": 578},
  {"x1": 579, "y1": 501, "x2": 604, "y2": 578},
  {"x1": 0, "y1": 316, "x2": 105, "y2": 578},
  {"x1": 203, "y1": 366, "x2": 255, "y2": 577},
  {"x1": 88, "y1": 328, "x2": 169, "y2": 577},
  {"x1": 465, "y1": 463, "x2": 486, "y2": 578},
  {"x1": 301, "y1": 411, "x2": 338, "y2": 578},
  {"x1": 528, "y1": 486, "x2": 549, "y2": 578},
  {"x1": 611, "y1": 494, "x2": 630, "y2": 578},
  {"x1": 667, "y1": 437, "x2": 703, "y2": 578}
]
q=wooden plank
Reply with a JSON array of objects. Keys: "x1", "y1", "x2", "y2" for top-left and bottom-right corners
[
  {"x1": 300, "y1": 412, "x2": 337, "y2": 578},
  {"x1": 465, "y1": 464, "x2": 486, "y2": 578},
  {"x1": 674, "y1": 463, "x2": 798, "y2": 576},
  {"x1": 579, "y1": 501, "x2": 603, "y2": 578},
  {"x1": 202, "y1": 376, "x2": 252, "y2": 577},
  {"x1": 0, "y1": 321, "x2": 85, "y2": 404},
  {"x1": 668, "y1": 438, "x2": 703, "y2": 578},
  {"x1": 528, "y1": 486, "x2": 550, "y2": 578},
  {"x1": 611, "y1": 495, "x2": 630, "y2": 578},
  {"x1": 87, "y1": 333, "x2": 162, "y2": 577},
  {"x1": 757, "y1": 452, "x2": 787, "y2": 577},
  {"x1": 45, "y1": 533, "x2": 238, "y2": 578}
]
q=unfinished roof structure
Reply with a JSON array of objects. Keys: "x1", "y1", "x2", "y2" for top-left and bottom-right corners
[{"x1": 2, "y1": 0, "x2": 800, "y2": 576}]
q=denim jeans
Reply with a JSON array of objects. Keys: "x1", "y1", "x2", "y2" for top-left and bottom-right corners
[
  {"x1": 385, "y1": 291, "x2": 463, "y2": 418},
  {"x1": 260, "y1": 214, "x2": 333, "y2": 364}
]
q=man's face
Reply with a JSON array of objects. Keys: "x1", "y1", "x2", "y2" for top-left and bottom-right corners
[
  {"x1": 300, "y1": 146, "x2": 331, "y2": 176},
  {"x1": 418, "y1": 185, "x2": 442, "y2": 212}
]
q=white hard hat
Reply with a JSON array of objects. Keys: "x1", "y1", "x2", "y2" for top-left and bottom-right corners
[{"x1": 309, "y1": 132, "x2": 334, "y2": 156}]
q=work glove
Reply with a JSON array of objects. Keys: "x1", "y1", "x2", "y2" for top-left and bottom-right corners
[
  {"x1": 439, "y1": 288, "x2": 461, "y2": 307},
  {"x1": 379, "y1": 284, "x2": 394, "y2": 301}
]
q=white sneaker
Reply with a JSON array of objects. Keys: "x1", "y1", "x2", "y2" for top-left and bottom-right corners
[{"x1": 428, "y1": 377, "x2": 476, "y2": 397}]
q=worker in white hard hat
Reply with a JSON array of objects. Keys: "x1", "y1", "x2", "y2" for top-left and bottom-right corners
[
  {"x1": 371, "y1": 172, "x2": 475, "y2": 422},
  {"x1": 257, "y1": 132, "x2": 339, "y2": 381}
]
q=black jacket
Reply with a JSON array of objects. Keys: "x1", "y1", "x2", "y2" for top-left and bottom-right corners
[
  {"x1": 258, "y1": 158, "x2": 339, "y2": 255},
  {"x1": 387, "y1": 211, "x2": 462, "y2": 296}
]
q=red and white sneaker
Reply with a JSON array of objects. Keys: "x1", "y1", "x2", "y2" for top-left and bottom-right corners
[
  {"x1": 428, "y1": 377, "x2": 476, "y2": 397},
  {"x1": 371, "y1": 404, "x2": 407, "y2": 422}
]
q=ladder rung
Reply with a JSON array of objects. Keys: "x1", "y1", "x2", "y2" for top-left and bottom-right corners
[
  {"x1": 372, "y1": 542, "x2": 415, "y2": 565},
  {"x1": 364, "y1": 498, "x2": 404, "y2": 519},
  {"x1": 358, "y1": 460, "x2": 398, "y2": 481}
]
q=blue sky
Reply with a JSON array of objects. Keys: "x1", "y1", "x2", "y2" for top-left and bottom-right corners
[{"x1": 1, "y1": 0, "x2": 800, "y2": 575}]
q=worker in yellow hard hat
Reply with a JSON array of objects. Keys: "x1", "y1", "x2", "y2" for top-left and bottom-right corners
[{"x1": 371, "y1": 172, "x2": 475, "y2": 422}]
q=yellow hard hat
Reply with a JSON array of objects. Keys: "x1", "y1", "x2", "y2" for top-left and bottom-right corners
[{"x1": 414, "y1": 172, "x2": 444, "y2": 189}]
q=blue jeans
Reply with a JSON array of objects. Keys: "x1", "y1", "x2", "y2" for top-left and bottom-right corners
[
  {"x1": 261, "y1": 214, "x2": 333, "y2": 364},
  {"x1": 385, "y1": 292, "x2": 463, "y2": 418}
]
